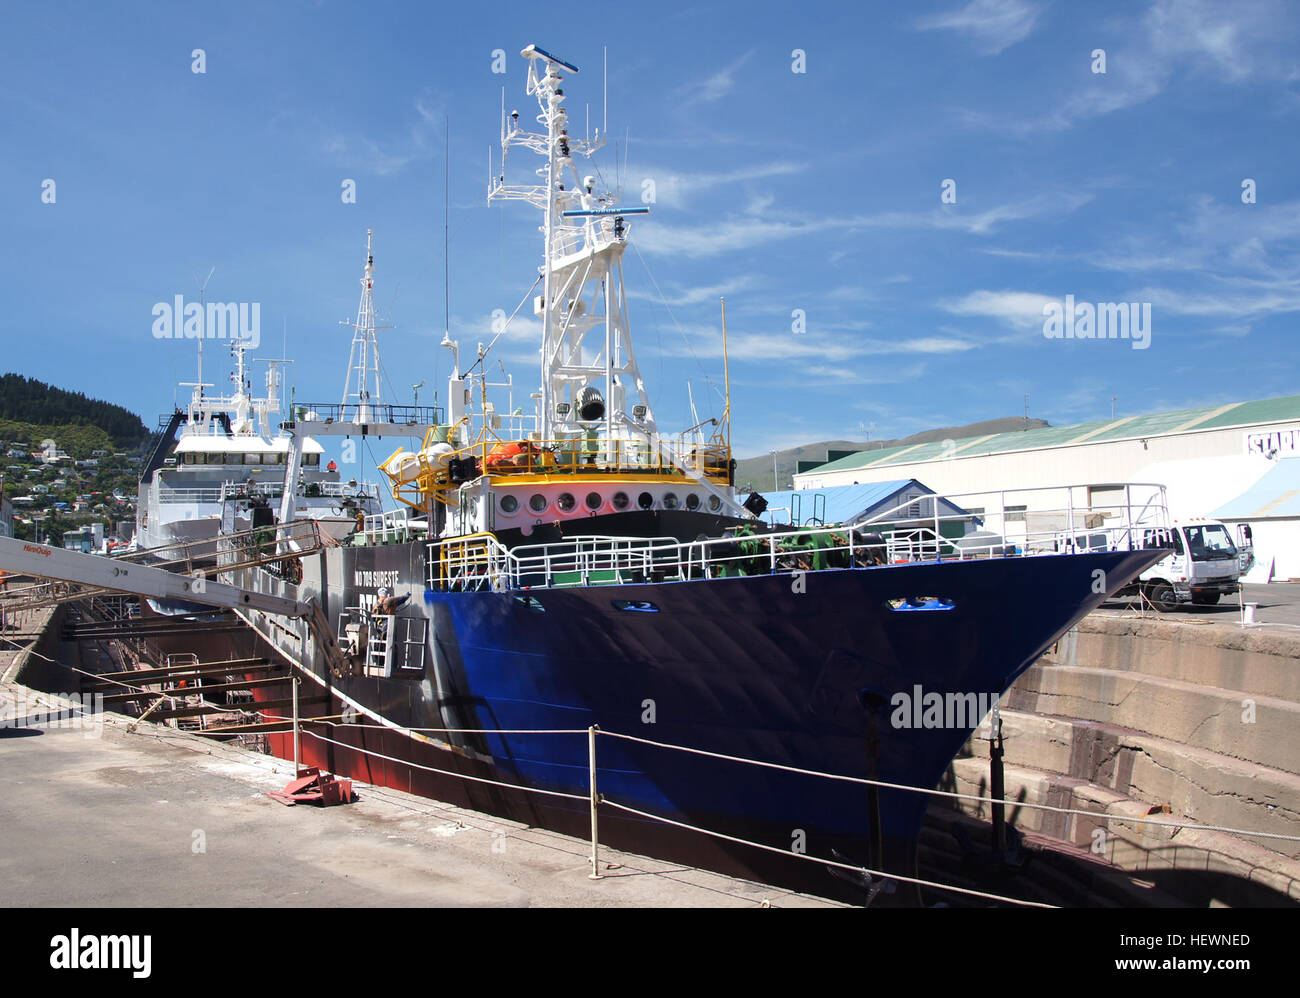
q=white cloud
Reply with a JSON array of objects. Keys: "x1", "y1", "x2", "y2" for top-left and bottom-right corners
[
  {"x1": 677, "y1": 51, "x2": 755, "y2": 104},
  {"x1": 941, "y1": 289, "x2": 1060, "y2": 329},
  {"x1": 627, "y1": 277, "x2": 755, "y2": 308},
  {"x1": 634, "y1": 193, "x2": 1090, "y2": 257},
  {"x1": 629, "y1": 160, "x2": 807, "y2": 209},
  {"x1": 321, "y1": 90, "x2": 447, "y2": 176},
  {"x1": 653, "y1": 325, "x2": 976, "y2": 363},
  {"x1": 915, "y1": 0, "x2": 1043, "y2": 56},
  {"x1": 967, "y1": 0, "x2": 1300, "y2": 133}
]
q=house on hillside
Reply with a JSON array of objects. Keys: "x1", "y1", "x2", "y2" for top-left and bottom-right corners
[{"x1": 38, "y1": 440, "x2": 70, "y2": 465}]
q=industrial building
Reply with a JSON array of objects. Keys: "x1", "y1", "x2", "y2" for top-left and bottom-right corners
[{"x1": 793, "y1": 396, "x2": 1300, "y2": 581}]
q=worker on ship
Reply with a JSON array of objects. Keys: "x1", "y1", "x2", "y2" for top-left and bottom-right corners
[{"x1": 374, "y1": 586, "x2": 409, "y2": 615}]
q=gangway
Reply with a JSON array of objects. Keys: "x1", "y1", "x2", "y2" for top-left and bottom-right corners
[
  {"x1": 0, "y1": 535, "x2": 348, "y2": 678},
  {"x1": 0, "y1": 520, "x2": 326, "y2": 615}
]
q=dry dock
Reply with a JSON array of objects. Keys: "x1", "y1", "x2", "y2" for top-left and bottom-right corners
[{"x1": 0, "y1": 683, "x2": 837, "y2": 908}]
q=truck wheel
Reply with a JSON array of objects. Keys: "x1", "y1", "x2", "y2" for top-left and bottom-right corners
[
  {"x1": 1147, "y1": 583, "x2": 1178, "y2": 613},
  {"x1": 1191, "y1": 591, "x2": 1221, "y2": 606}
]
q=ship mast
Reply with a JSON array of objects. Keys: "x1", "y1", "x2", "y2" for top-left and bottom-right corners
[
  {"x1": 340, "y1": 229, "x2": 388, "y2": 424},
  {"x1": 489, "y1": 44, "x2": 654, "y2": 449}
]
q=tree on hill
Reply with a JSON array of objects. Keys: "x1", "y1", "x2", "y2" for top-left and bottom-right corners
[{"x1": 0, "y1": 373, "x2": 148, "y2": 448}]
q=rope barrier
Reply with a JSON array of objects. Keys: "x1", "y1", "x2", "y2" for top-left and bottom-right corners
[
  {"x1": 299, "y1": 728, "x2": 589, "y2": 803},
  {"x1": 597, "y1": 729, "x2": 1300, "y2": 843},
  {"x1": 16, "y1": 650, "x2": 1300, "y2": 845},
  {"x1": 600, "y1": 798, "x2": 1056, "y2": 908}
]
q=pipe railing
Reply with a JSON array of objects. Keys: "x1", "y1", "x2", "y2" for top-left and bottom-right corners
[{"x1": 427, "y1": 482, "x2": 1172, "y2": 593}]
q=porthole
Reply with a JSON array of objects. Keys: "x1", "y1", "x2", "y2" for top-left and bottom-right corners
[
  {"x1": 612, "y1": 492, "x2": 630, "y2": 510},
  {"x1": 685, "y1": 493, "x2": 700, "y2": 511},
  {"x1": 499, "y1": 494, "x2": 519, "y2": 514},
  {"x1": 585, "y1": 491, "x2": 602, "y2": 511},
  {"x1": 557, "y1": 492, "x2": 576, "y2": 512},
  {"x1": 529, "y1": 493, "x2": 548, "y2": 513},
  {"x1": 637, "y1": 491, "x2": 654, "y2": 510},
  {"x1": 663, "y1": 492, "x2": 679, "y2": 510},
  {"x1": 708, "y1": 495, "x2": 721, "y2": 512}
]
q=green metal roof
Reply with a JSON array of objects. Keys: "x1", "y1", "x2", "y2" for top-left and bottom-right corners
[{"x1": 802, "y1": 395, "x2": 1300, "y2": 475}]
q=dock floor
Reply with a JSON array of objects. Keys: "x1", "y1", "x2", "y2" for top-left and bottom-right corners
[{"x1": 0, "y1": 682, "x2": 839, "y2": 908}]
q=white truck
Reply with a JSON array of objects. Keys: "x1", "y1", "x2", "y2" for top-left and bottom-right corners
[{"x1": 1116, "y1": 518, "x2": 1253, "y2": 612}]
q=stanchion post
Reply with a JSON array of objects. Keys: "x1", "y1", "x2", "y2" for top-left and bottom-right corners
[
  {"x1": 588, "y1": 724, "x2": 602, "y2": 880},
  {"x1": 990, "y1": 700, "x2": 1006, "y2": 856},
  {"x1": 292, "y1": 675, "x2": 301, "y2": 773}
]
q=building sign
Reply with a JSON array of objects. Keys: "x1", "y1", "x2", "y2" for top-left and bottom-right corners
[{"x1": 1245, "y1": 428, "x2": 1300, "y2": 458}]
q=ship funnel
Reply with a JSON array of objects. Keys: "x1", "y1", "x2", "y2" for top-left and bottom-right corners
[{"x1": 577, "y1": 386, "x2": 605, "y2": 422}]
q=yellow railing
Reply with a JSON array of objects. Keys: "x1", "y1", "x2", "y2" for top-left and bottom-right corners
[{"x1": 435, "y1": 532, "x2": 507, "y2": 590}]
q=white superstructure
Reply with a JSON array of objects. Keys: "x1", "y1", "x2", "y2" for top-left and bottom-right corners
[{"x1": 137, "y1": 339, "x2": 381, "y2": 558}]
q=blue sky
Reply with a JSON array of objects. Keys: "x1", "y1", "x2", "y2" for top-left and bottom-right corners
[{"x1": 3, "y1": 0, "x2": 1298, "y2": 469}]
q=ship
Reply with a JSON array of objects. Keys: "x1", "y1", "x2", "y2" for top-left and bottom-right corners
[
  {"x1": 135, "y1": 291, "x2": 386, "y2": 565},
  {"x1": 197, "y1": 45, "x2": 1169, "y2": 899}
]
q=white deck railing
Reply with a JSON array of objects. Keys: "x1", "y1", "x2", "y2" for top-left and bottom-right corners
[
  {"x1": 362, "y1": 507, "x2": 430, "y2": 545},
  {"x1": 426, "y1": 481, "x2": 1172, "y2": 593}
]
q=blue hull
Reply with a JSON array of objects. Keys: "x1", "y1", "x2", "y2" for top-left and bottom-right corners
[{"x1": 417, "y1": 549, "x2": 1158, "y2": 873}]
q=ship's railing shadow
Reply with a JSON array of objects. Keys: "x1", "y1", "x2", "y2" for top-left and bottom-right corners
[{"x1": 935, "y1": 757, "x2": 1300, "y2": 904}]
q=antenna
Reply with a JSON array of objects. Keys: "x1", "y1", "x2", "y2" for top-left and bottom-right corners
[
  {"x1": 340, "y1": 229, "x2": 390, "y2": 423},
  {"x1": 721, "y1": 297, "x2": 732, "y2": 452},
  {"x1": 192, "y1": 266, "x2": 215, "y2": 397},
  {"x1": 603, "y1": 45, "x2": 607, "y2": 139},
  {"x1": 444, "y1": 118, "x2": 450, "y2": 347},
  {"x1": 621, "y1": 126, "x2": 630, "y2": 200}
]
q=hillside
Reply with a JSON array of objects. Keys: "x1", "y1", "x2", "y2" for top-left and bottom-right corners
[
  {"x1": 0, "y1": 373, "x2": 148, "y2": 448},
  {"x1": 0, "y1": 376, "x2": 148, "y2": 544},
  {"x1": 734, "y1": 416, "x2": 1050, "y2": 491}
]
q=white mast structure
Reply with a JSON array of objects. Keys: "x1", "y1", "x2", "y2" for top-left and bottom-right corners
[
  {"x1": 341, "y1": 229, "x2": 388, "y2": 425},
  {"x1": 488, "y1": 44, "x2": 655, "y2": 452}
]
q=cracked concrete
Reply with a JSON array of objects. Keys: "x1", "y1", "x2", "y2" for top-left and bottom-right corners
[{"x1": 947, "y1": 613, "x2": 1300, "y2": 899}]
